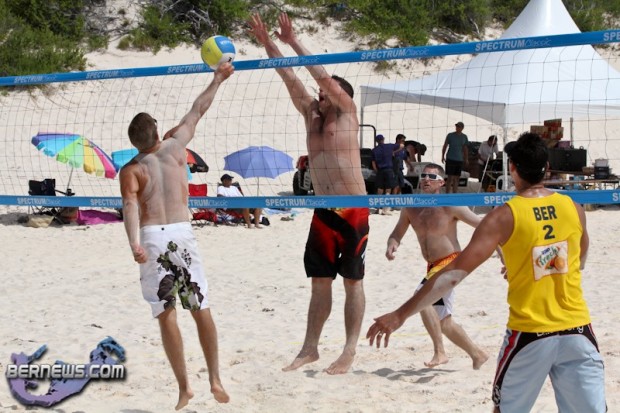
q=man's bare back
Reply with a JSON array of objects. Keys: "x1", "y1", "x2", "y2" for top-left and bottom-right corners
[
  {"x1": 120, "y1": 64, "x2": 233, "y2": 409},
  {"x1": 123, "y1": 139, "x2": 190, "y2": 227}
]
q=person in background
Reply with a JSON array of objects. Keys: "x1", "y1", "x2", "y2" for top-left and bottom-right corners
[
  {"x1": 404, "y1": 140, "x2": 428, "y2": 181},
  {"x1": 382, "y1": 162, "x2": 489, "y2": 369},
  {"x1": 478, "y1": 135, "x2": 499, "y2": 191},
  {"x1": 372, "y1": 134, "x2": 399, "y2": 214},
  {"x1": 217, "y1": 174, "x2": 263, "y2": 229},
  {"x1": 441, "y1": 122, "x2": 469, "y2": 193},
  {"x1": 368, "y1": 132, "x2": 605, "y2": 413},
  {"x1": 392, "y1": 134, "x2": 407, "y2": 195}
]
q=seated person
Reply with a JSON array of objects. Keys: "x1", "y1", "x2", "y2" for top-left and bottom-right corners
[{"x1": 217, "y1": 174, "x2": 262, "y2": 228}]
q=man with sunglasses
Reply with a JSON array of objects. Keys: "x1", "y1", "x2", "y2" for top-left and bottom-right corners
[
  {"x1": 368, "y1": 133, "x2": 605, "y2": 412},
  {"x1": 379, "y1": 163, "x2": 489, "y2": 369}
]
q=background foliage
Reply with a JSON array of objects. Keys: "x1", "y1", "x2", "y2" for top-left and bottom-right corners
[{"x1": 1, "y1": 0, "x2": 619, "y2": 77}]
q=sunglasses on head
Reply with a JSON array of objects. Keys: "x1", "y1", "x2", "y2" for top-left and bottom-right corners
[{"x1": 420, "y1": 172, "x2": 444, "y2": 181}]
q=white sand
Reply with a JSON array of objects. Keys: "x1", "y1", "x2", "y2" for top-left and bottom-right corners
[
  {"x1": 1, "y1": 9, "x2": 619, "y2": 412},
  {"x1": 0, "y1": 207, "x2": 619, "y2": 412}
]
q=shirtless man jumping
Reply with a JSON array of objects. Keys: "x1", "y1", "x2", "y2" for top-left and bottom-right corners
[
  {"x1": 120, "y1": 64, "x2": 233, "y2": 409},
  {"x1": 383, "y1": 163, "x2": 489, "y2": 369},
  {"x1": 249, "y1": 12, "x2": 368, "y2": 375}
]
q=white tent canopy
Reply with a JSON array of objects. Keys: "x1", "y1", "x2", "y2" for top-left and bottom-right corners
[{"x1": 360, "y1": 0, "x2": 620, "y2": 129}]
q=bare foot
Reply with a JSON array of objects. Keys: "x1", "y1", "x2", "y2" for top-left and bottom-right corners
[
  {"x1": 211, "y1": 383, "x2": 230, "y2": 403},
  {"x1": 324, "y1": 350, "x2": 355, "y2": 375},
  {"x1": 472, "y1": 350, "x2": 489, "y2": 370},
  {"x1": 255, "y1": 224, "x2": 263, "y2": 229},
  {"x1": 282, "y1": 350, "x2": 319, "y2": 372},
  {"x1": 175, "y1": 388, "x2": 194, "y2": 411},
  {"x1": 424, "y1": 352, "x2": 449, "y2": 368}
]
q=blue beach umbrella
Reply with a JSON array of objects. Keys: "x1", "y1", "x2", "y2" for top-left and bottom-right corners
[
  {"x1": 223, "y1": 146, "x2": 294, "y2": 194},
  {"x1": 224, "y1": 146, "x2": 293, "y2": 179},
  {"x1": 111, "y1": 148, "x2": 193, "y2": 180}
]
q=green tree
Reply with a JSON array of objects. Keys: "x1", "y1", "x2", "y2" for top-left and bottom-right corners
[
  {"x1": 490, "y1": 0, "x2": 620, "y2": 32},
  {"x1": 7, "y1": 0, "x2": 86, "y2": 40},
  {"x1": 429, "y1": 0, "x2": 492, "y2": 37},
  {"x1": 126, "y1": 5, "x2": 192, "y2": 53},
  {"x1": 345, "y1": 0, "x2": 432, "y2": 46},
  {"x1": 0, "y1": 0, "x2": 85, "y2": 76},
  {"x1": 565, "y1": 0, "x2": 606, "y2": 32},
  {"x1": 124, "y1": 0, "x2": 250, "y2": 52},
  {"x1": 1, "y1": 0, "x2": 619, "y2": 78}
]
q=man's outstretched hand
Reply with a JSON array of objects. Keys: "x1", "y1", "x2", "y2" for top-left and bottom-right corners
[
  {"x1": 214, "y1": 62, "x2": 234, "y2": 82},
  {"x1": 248, "y1": 13, "x2": 271, "y2": 45},
  {"x1": 366, "y1": 311, "x2": 405, "y2": 348},
  {"x1": 274, "y1": 12, "x2": 296, "y2": 45}
]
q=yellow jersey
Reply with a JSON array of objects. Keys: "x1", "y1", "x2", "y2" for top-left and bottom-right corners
[{"x1": 502, "y1": 192, "x2": 590, "y2": 332}]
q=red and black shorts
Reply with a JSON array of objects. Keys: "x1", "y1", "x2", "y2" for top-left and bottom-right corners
[{"x1": 304, "y1": 208, "x2": 369, "y2": 280}]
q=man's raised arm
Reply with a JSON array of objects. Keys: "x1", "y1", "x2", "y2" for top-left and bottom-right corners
[
  {"x1": 248, "y1": 13, "x2": 313, "y2": 114},
  {"x1": 168, "y1": 63, "x2": 234, "y2": 147},
  {"x1": 274, "y1": 12, "x2": 355, "y2": 113}
]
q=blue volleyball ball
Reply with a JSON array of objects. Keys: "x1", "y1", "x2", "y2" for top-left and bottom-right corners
[{"x1": 201, "y1": 35, "x2": 236, "y2": 70}]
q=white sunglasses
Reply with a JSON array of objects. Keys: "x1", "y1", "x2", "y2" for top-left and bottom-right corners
[{"x1": 420, "y1": 172, "x2": 444, "y2": 181}]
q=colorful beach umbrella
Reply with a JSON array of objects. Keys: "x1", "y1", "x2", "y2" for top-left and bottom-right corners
[
  {"x1": 186, "y1": 149, "x2": 209, "y2": 173},
  {"x1": 32, "y1": 133, "x2": 117, "y2": 189}
]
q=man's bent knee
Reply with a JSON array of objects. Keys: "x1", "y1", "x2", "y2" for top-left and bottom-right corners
[
  {"x1": 343, "y1": 277, "x2": 363, "y2": 286},
  {"x1": 157, "y1": 306, "x2": 176, "y2": 320}
]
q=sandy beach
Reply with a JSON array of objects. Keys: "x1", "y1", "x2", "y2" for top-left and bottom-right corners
[
  {"x1": 0, "y1": 206, "x2": 619, "y2": 412},
  {"x1": 1, "y1": 3, "x2": 620, "y2": 411}
]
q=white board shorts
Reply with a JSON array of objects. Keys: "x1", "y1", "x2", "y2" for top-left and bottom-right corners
[
  {"x1": 415, "y1": 279, "x2": 455, "y2": 320},
  {"x1": 139, "y1": 222, "x2": 209, "y2": 318},
  {"x1": 415, "y1": 252, "x2": 458, "y2": 320}
]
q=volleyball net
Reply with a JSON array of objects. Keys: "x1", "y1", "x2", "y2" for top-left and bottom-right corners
[{"x1": 1, "y1": 30, "x2": 619, "y2": 210}]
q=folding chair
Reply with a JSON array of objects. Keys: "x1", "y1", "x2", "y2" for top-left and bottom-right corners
[
  {"x1": 28, "y1": 179, "x2": 57, "y2": 197},
  {"x1": 189, "y1": 183, "x2": 219, "y2": 226},
  {"x1": 217, "y1": 209, "x2": 245, "y2": 225},
  {"x1": 215, "y1": 182, "x2": 264, "y2": 227},
  {"x1": 188, "y1": 183, "x2": 208, "y2": 198},
  {"x1": 27, "y1": 178, "x2": 76, "y2": 224}
]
